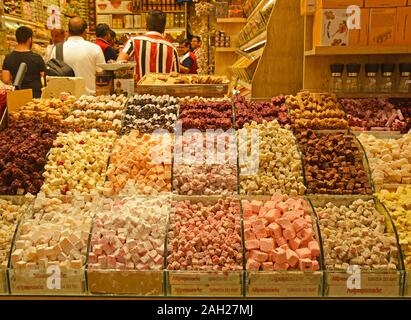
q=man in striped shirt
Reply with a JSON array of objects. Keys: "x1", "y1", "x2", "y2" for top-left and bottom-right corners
[{"x1": 117, "y1": 11, "x2": 179, "y2": 81}]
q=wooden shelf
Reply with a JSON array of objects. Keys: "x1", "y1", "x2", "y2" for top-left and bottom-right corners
[
  {"x1": 4, "y1": 14, "x2": 41, "y2": 28},
  {"x1": 238, "y1": 79, "x2": 252, "y2": 90},
  {"x1": 247, "y1": 0, "x2": 271, "y2": 23},
  {"x1": 215, "y1": 47, "x2": 238, "y2": 52},
  {"x1": 112, "y1": 28, "x2": 185, "y2": 33},
  {"x1": 216, "y1": 18, "x2": 247, "y2": 23},
  {"x1": 336, "y1": 92, "x2": 411, "y2": 99},
  {"x1": 304, "y1": 90, "x2": 411, "y2": 99},
  {"x1": 141, "y1": 10, "x2": 185, "y2": 13},
  {"x1": 239, "y1": 30, "x2": 267, "y2": 51},
  {"x1": 305, "y1": 46, "x2": 411, "y2": 56}
]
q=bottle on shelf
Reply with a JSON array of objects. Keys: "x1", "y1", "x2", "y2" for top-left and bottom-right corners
[
  {"x1": 329, "y1": 64, "x2": 344, "y2": 93},
  {"x1": 364, "y1": 64, "x2": 379, "y2": 93},
  {"x1": 380, "y1": 63, "x2": 395, "y2": 93},
  {"x1": 398, "y1": 63, "x2": 411, "y2": 93},
  {"x1": 345, "y1": 64, "x2": 361, "y2": 93}
]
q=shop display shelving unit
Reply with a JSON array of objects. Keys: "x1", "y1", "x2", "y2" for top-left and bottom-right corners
[
  {"x1": 98, "y1": 2, "x2": 188, "y2": 37},
  {"x1": 231, "y1": 0, "x2": 304, "y2": 98},
  {"x1": 303, "y1": 13, "x2": 411, "y2": 97},
  {"x1": 214, "y1": 18, "x2": 247, "y2": 79}
]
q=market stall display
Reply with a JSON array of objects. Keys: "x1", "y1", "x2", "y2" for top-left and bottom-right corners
[
  {"x1": 41, "y1": 130, "x2": 116, "y2": 196},
  {"x1": 243, "y1": 195, "x2": 323, "y2": 297},
  {"x1": 9, "y1": 98, "x2": 74, "y2": 127},
  {"x1": 340, "y1": 98, "x2": 407, "y2": 133},
  {"x1": 173, "y1": 132, "x2": 237, "y2": 196},
  {"x1": 9, "y1": 194, "x2": 98, "y2": 294},
  {"x1": 287, "y1": 92, "x2": 348, "y2": 131},
  {"x1": 104, "y1": 131, "x2": 172, "y2": 196},
  {"x1": 64, "y1": 95, "x2": 126, "y2": 133},
  {"x1": 376, "y1": 186, "x2": 411, "y2": 274},
  {"x1": 377, "y1": 185, "x2": 411, "y2": 297},
  {"x1": 136, "y1": 73, "x2": 229, "y2": 97},
  {"x1": 357, "y1": 132, "x2": 411, "y2": 191},
  {"x1": 166, "y1": 197, "x2": 243, "y2": 296},
  {"x1": 0, "y1": 196, "x2": 33, "y2": 293},
  {"x1": 179, "y1": 98, "x2": 233, "y2": 131},
  {"x1": 87, "y1": 196, "x2": 169, "y2": 295},
  {"x1": 0, "y1": 121, "x2": 62, "y2": 195},
  {"x1": 297, "y1": 130, "x2": 372, "y2": 195},
  {"x1": 234, "y1": 95, "x2": 290, "y2": 129},
  {"x1": 122, "y1": 94, "x2": 179, "y2": 134},
  {"x1": 314, "y1": 197, "x2": 402, "y2": 297},
  {"x1": 390, "y1": 99, "x2": 411, "y2": 133},
  {"x1": 239, "y1": 120, "x2": 305, "y2": 196}
]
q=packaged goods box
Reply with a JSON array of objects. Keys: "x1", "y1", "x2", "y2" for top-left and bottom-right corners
[
  {"x1": 364, "y1": 0, "x2": 406, "y2": 7},
  {"x1": 395, "y1": 7, "x2": 411, "y2": 45},
  {"x1": 313, "y1": 9, "x2": 349, "y2": 46},
  {"x1": 6, "y1": 89, "x2": 32, "y2": 113},
  {"x1": 368, "y1": 8, "x2": 397, "y2": 46},
  {"x1": 349, "y1": 8, "x2": 370, "y2": 46},
  {"x1": 316, "y1": 0, "x2": 364, "y2": 8},
  {"x1": 313, "y1": 8, "x2": 369, "y2": 46},
  {"x1": 42, "y1": 77, "x2": 86, "y2": 99}
]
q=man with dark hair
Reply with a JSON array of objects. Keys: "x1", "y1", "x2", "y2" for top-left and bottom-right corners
[
  {"x1": 108, "y1": 30, "x2": 120, "y2": 55},
  {"x1": 1, "y1": 26, "x2": 46, "y2": 98},
  {"x1": 177, "y1": 39, "x2": 198, "y2": 74},
  {"x1": 95, "y1": 23, "x2": 117, "y2": 62},
  {"x1": 50, "y1": 16, "x2": 105, "y2": 94},
  {"x1": 117, "y1": 10, "x2": 179, "y2": 81},
  {"x1": 190, "y1": 35, "x2": 205, "y2": 74},
  {"x1": 191, "y1": 36, "x2": 201, "y2": 51}
]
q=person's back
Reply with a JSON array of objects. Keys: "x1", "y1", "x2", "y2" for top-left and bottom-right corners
[
  {"x1": 1, "y1": 26, "x2": 46, "y2": 98},
  {"x1": 44, "y1": 28, "x2": 66, "y2": 63},
  {"x1": 52, "y1": 17, "x2": 105, "y2": 95},
  {"x1": 117, "y1": 10, "x2": 179, "y2": 81},
  {"x1": 95, "y1": 23, "x2": 118, "y2": 62}
]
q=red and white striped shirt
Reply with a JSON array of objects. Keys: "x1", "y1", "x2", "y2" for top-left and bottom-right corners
[{"x1": 122, "y1": 31, "x2": 180, "y2": 81}]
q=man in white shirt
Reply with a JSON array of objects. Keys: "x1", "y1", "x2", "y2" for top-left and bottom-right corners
[{"x1": 51, "y1": 17, "x2": 105, "y2": 95}]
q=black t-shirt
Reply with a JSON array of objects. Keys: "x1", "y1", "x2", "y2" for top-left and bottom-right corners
[
  {"x1": 2, "y1": 51, "x2": 46, "y2": 98},
  {"x1": 104, "y1": 46, "x2": 118, "y2": 62},
  {"x1": 182, "y1": 55, "x2": 194, "y2": 69}
]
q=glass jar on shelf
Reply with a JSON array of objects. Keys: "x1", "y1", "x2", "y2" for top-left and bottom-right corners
[
  {"x1": 345, "y1": 64, "x2": 361, "y2": 92},
  {"x1": 329, "y1": 64, "x2": 344, "y2": 93},
  {"x1": 398, "y1": 63, "x2": 411, "y2": 93},
  {"x1": 364, "y1": 64, "x2": 379, "y2": 93},
  {"x1": 380, "y1": 64, "x2": 395, "y2": 93}
]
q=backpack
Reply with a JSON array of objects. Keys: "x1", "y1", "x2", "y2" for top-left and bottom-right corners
[{"x1": 45, "y1": 43, "x2": 75, "y2": 77}]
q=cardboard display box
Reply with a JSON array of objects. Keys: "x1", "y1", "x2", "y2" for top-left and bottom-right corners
[
  {"x1": 316, "y1": 0, "x2": 364, "y2": 9},
  {"x1": 364, "y1": 0, "x2": 406, "y2": 7},
  {"x1": 313, "y1": 9, "x2": 349, "y2": 46},
  {"x1": 349, "y1": 8, "x2": 370, "y2": 46},
  {"x1": 395, "y1": 6, "x2": 411, "y2": 45},
  {"x1": 42, "y1": 77, "x2": 86, "y2": 99},
  {"x1": 6, "y1": 89, "x2": 33, "y2": 114},
  {"x1": 368, "y1": 8, "x2": 397, "y2": 46}
]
